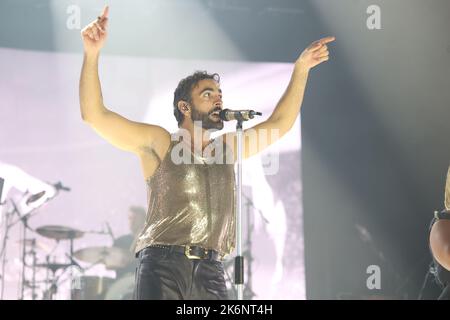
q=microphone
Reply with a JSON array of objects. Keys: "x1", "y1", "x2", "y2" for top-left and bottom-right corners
[
  {"x1": 25, "y1": 191, "x2": 46, "y2": 205},
  {"x1": 54, "y1": 182, "x2": 71, "y2": 192},
  {"x1": 219, "y1": 108, "x2": 262, "y2": 122}
]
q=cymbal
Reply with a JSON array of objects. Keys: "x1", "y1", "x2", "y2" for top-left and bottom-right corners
[
  {"x1": 35, "y1": 262, "x2": 73, "y2": 273},
  {"x1": 73, "y1": 246, "x2": 133, "y2": 270},
  {"x1": 35, "y1": 225, "x2": 84, "y2": 240}
]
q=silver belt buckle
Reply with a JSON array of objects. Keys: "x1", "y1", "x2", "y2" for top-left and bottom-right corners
[{"x1": 184, "y1": 246, "x2": 207, "y2": 260}]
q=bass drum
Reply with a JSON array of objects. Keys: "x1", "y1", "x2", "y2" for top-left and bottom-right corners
[
  {"x1": 104, "y1": 272, "x2": 135, "y2": 300},
  {"x1": 71, "y1": 276, "x2": 115, "y2": 300}
]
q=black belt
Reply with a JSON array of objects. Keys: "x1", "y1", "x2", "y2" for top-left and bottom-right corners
[{"x1": 139, "y1": 244, "x2": 223, "y2": 262}]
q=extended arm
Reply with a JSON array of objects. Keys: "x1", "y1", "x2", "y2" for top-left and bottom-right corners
[
  {"x1": 224, "y1": 36, "x2": 335, "y2": 160},
  {"x1": 79, "y1": 6, "x2": 168, "y2": 155}
]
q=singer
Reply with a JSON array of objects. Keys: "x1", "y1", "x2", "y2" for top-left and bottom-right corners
[{"x1": 79, "y1": 6, "x2": 334, "y2": 300}]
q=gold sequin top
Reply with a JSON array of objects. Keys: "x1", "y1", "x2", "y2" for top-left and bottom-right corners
[
  {"x1": 134, "y1": 134, "x2": 236, "y2": 257},
  {"x1": 445, "y1": 166, "x2": 450, "y2": 211}
]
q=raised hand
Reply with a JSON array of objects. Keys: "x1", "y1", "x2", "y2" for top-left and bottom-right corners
[
  {"x1": 81, "y1": 6, "x2": 109, "y2": 54},
  {"x1": 296, "y1": 36, "x2": 335, "y2": 71}
]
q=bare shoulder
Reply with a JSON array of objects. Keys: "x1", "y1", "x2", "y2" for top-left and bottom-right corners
[
  {"x1": 430, "y1": 219, "x2": 450, "y2": 240},
  {"x1": 430, "y1": 219, "x2": 450, "y2": 269}
]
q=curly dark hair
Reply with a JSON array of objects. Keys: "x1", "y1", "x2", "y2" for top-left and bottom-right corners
[{"x1": 173, "y1": 71, "x2": 220, "y2": 127}]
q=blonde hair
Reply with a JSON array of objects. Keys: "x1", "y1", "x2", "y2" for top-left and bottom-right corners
[{"x1": 445, "y1": 166, "x2": 450, "y2": 211}]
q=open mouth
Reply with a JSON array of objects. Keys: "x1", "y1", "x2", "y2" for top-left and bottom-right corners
[{"x1": 210, "y1": 109, "x2": 221, "y2": 120}]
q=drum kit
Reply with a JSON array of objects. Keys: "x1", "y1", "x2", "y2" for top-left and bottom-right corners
[
  {"x1": 0, "y1": 186, "x2": 136, "y2": 300},
  {"x1": 19, "y1": 224, "x2": 136, "y2": 300}
]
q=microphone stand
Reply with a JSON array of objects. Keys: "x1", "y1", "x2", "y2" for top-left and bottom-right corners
[
  {"x1": 0, "y1": 200, "x2": 37, "y2": 300},
  {"x1": 235, "y1": 119, "x2": 244, "y2": 300},
  {"x1": 233, "y1": 110, "x2": 262, "y2": 300},
  {"x1": 0, "y1": 181, "x2": 68, "y2": 299},
  {"x1": 0, "y1": 201, "x2": 12, "y2": 300},
  {"x1": 243, "y1": 199, "x2": 256, "y2": 299},
  {"x1": 15, "y1": 184, "x2": 66, "y2": 299},
  {"x1": 18, "y1": 203, "x2": 31, "y2": 300}
]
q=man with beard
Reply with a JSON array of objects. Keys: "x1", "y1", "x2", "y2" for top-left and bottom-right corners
[{"x1": 79, "y1": 6, "x2": 334, "y2": 299}]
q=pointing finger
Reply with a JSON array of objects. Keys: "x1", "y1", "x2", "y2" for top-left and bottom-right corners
[
  {"x1": 319, "y1": 36, "x2": 336, "y2": 44},
  {"x1": 101, "y1": 6, "x2": 109, "y2": 19}
]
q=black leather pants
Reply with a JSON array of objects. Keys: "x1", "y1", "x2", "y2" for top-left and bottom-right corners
[{"x1": 134, "y1": 247, "x2": 229, "y2": 300}]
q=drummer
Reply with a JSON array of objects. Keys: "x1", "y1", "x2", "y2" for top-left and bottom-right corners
[{"x1": 113, "y1": 206, "x2": 146, "y2": 278}]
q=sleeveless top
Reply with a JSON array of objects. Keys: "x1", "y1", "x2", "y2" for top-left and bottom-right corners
[{"x1": 134, "y1": 133, "x2": 236, "y2": 257}]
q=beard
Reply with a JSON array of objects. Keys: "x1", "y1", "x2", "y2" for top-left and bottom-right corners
[{"x1": 191, "y1": 105, "x2": 224, "y2": 131}]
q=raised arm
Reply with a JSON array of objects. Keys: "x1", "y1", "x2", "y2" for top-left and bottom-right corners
[
  {"x1": 224, "y1": 36, "x2": 335, "y2": 160},
  {"x1": 79, "y1": 6, "x2": 169, "y2": 154}
]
